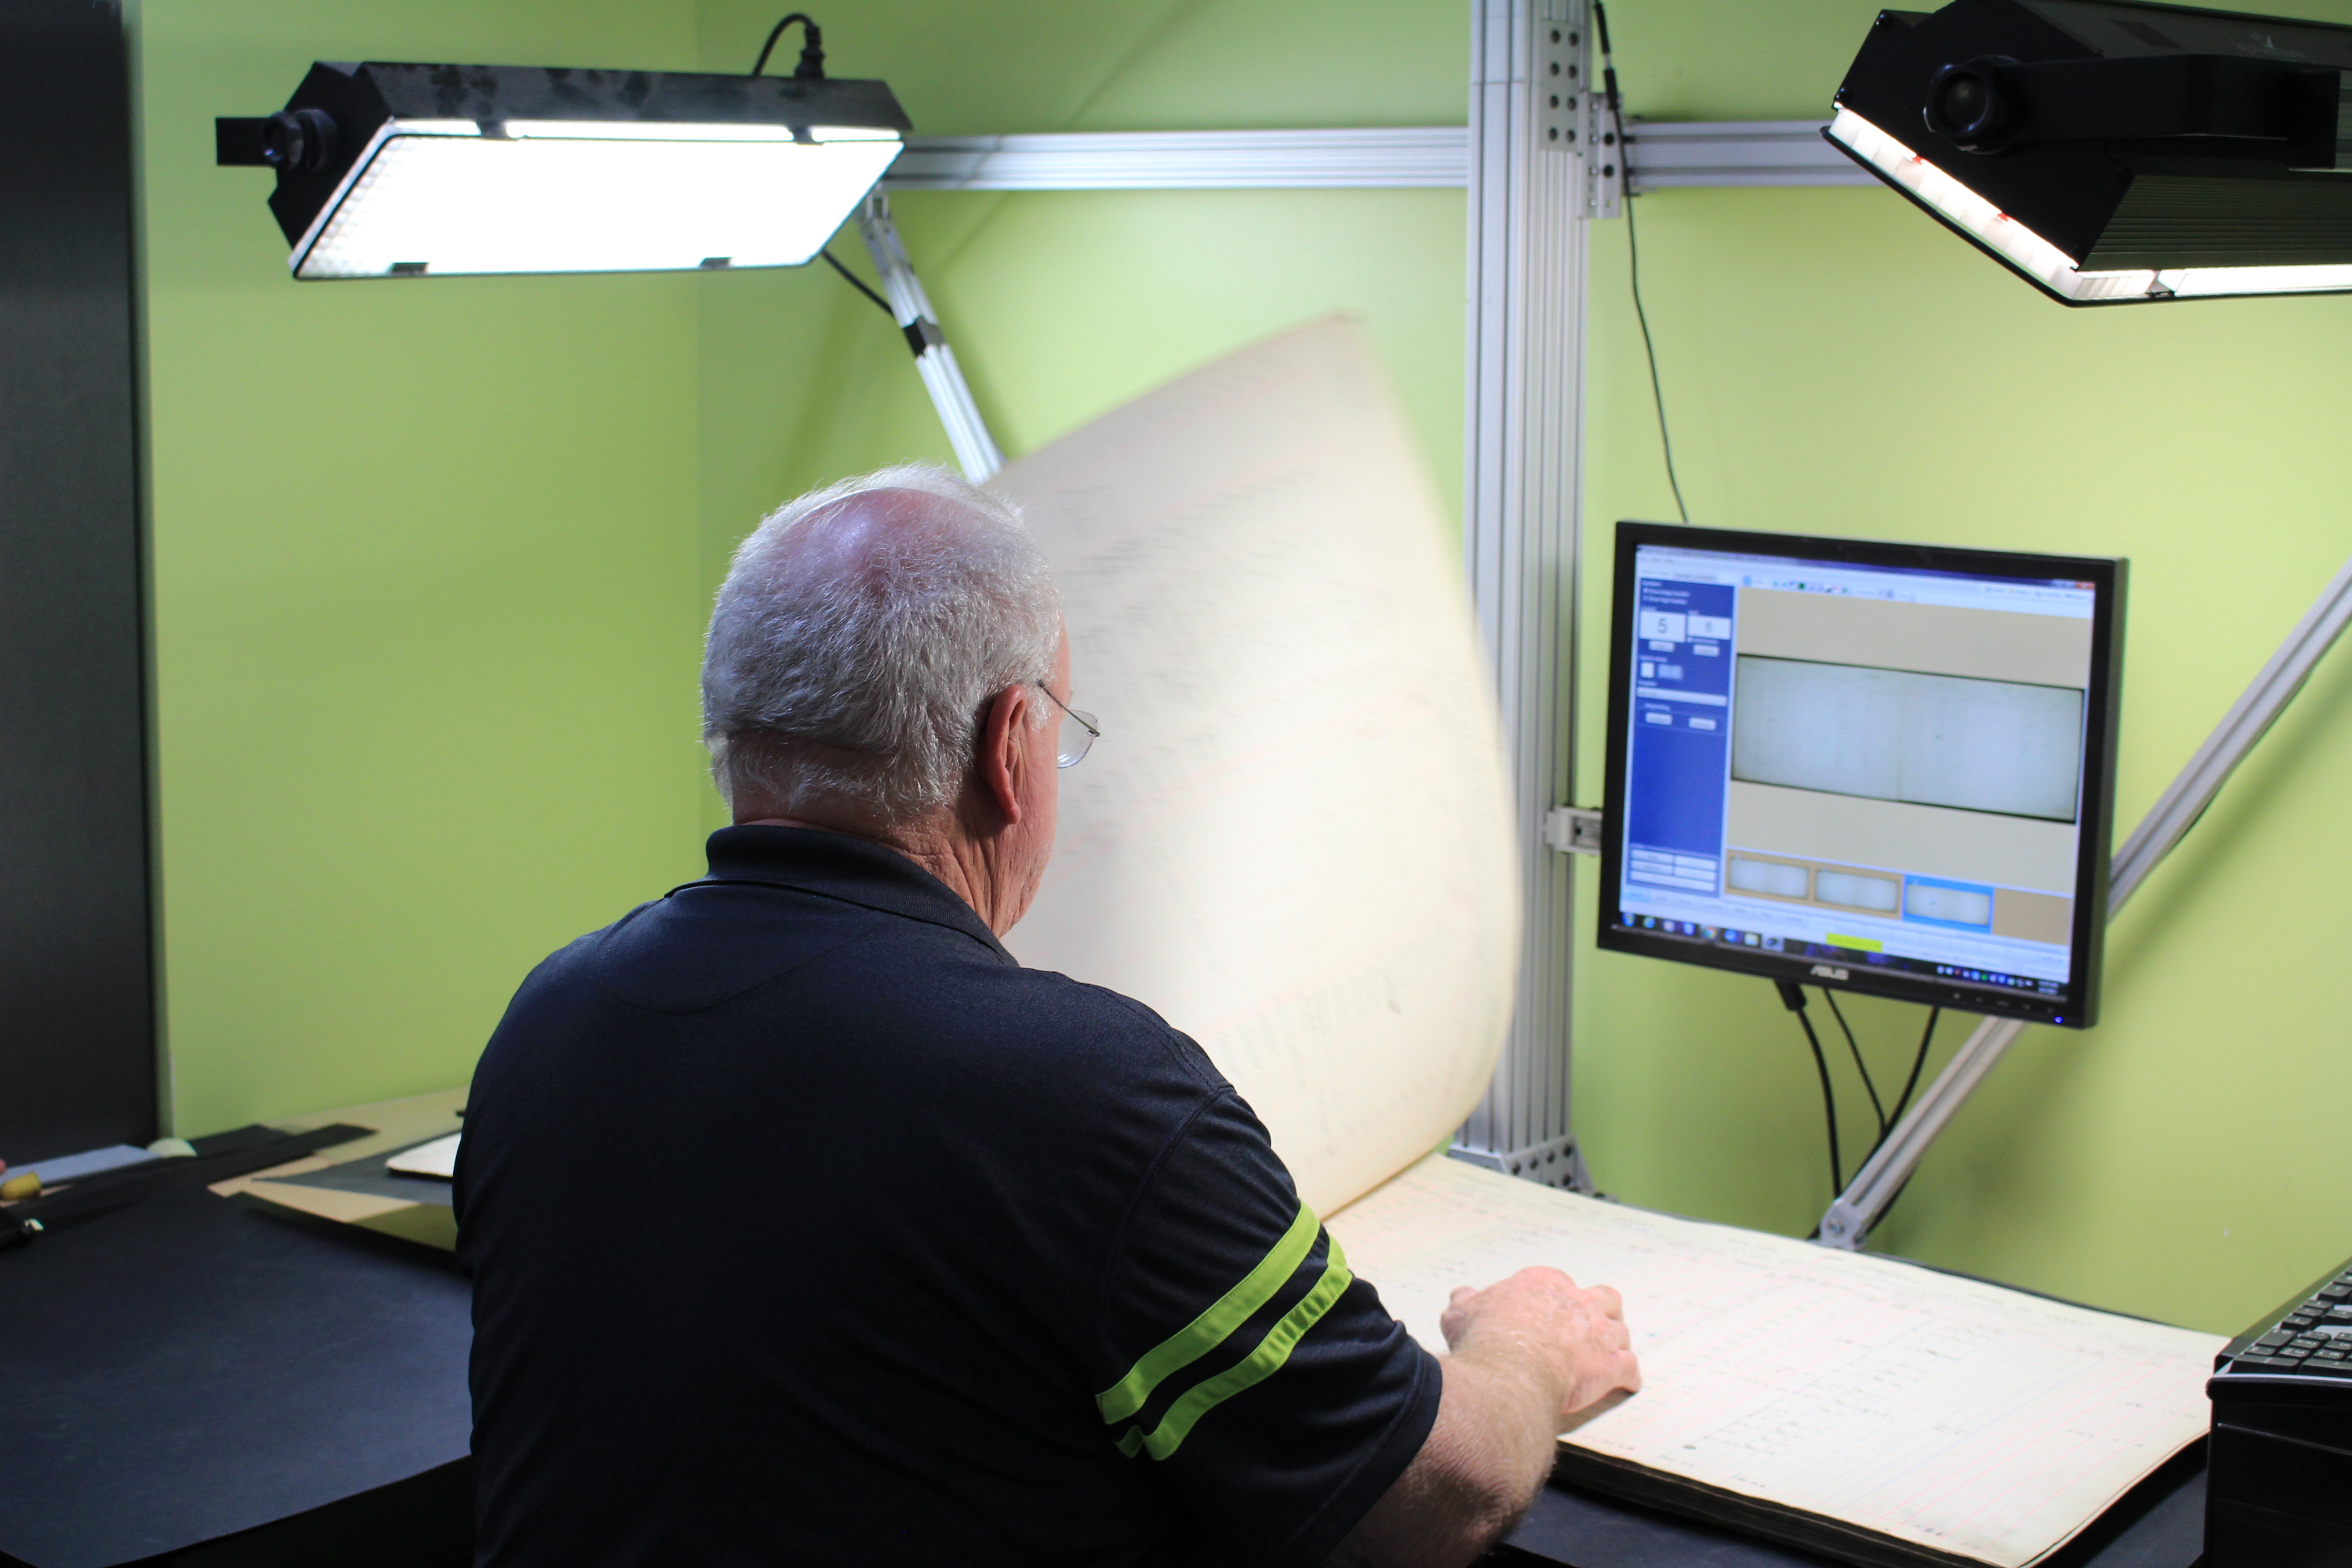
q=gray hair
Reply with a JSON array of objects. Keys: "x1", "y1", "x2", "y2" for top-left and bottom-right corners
[{"x1": 701, "y1": 463, "x2": 1060, "y2": 820}]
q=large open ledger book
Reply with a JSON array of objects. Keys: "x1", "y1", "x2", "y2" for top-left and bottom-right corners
[
  {"x1": 1331, "y1": 1154, "x2": 2217, "y2": 1567},
  {"x1": 991, "y1": 318, "x2": 2221, "y2": 1568}
]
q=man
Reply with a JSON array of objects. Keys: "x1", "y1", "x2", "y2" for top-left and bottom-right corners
[{"x1": 457, "y1": 466, "x2": 1638, "y2": 1567}]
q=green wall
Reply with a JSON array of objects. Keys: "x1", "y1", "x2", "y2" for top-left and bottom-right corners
[
  {"x1": 138, "y1": 0, "x2": 712, "y2": 1135},
  {"x1": 143, "y1": 0, "x2": 2352, "y2": 1338}
]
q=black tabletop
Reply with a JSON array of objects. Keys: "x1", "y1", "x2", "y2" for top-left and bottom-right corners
[
  {"x1": 1503, "y1": 1444, "x2": 2208, "y2": 1567},
  {"x1": 0, "y1": 1183, "x2": 2206, "y2": 1568},
  {"x1": 0, "y1": 1186, "x2": 472, "y2": 1568}
]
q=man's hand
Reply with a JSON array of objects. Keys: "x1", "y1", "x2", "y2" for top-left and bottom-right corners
[
  {"x1": 1442, "y1": 1267, "x2": 1639, "y2": 1421},
  {"x1": 1324, "y1": 1270, "x2": 1639, "y2": 1568}
]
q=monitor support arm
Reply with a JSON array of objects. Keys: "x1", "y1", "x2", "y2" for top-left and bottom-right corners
[
  {"x1": 1818, "y1": 547, "x2": 2352, "y2": 1250},
  {"x1": 851, "y1": 193, "x2": 1006, "y2": 483}
]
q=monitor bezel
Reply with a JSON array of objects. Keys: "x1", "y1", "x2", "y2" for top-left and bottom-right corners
[{"x1": 1596, "y1": 520, "x2": 2127, "y2": 1028}]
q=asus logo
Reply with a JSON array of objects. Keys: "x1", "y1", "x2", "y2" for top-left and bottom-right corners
[{"x1": 1810, "y1": 964, "x2": 1849, "y2": 981}]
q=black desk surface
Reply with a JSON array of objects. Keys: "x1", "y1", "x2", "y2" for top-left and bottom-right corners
[
  {"x1": 0, "y1": 1186, "x2": 2207, "y2": 1568},
  {"x1": 0, "y1": 1187, "x2": 472, "y2": 1568},
  {"x1": 1505, "y1": 1452, "x2": 2207, "y2": 1567}
]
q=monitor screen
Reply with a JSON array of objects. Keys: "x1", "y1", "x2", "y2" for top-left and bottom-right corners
[{"x1": 1597, "y1": 521, "x2": 2125, "y2": 1028}]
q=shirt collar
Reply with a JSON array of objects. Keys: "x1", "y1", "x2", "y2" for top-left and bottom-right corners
[{"x1": 694, "y1": 825, "x2": 1011, "y2": 962}]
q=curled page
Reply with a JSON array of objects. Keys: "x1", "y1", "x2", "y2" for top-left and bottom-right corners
[{"x1": 991, "y1": 317, "x2": 1519, "y2": 1218}]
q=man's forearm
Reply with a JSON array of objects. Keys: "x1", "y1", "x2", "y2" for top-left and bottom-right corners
[
  {"x1": 1328, "y1": 1267, "x2": 1638, "y2": 1568},
  {"x1": 1323, "y1": 1354, "x2": 1562, "y2": 1568}
]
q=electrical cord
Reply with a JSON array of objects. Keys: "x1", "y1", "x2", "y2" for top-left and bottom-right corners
[
  {"x1": 821, "y1": 248, "x2": 897, "y2": 319},
  {"x1": 1776, "y1": 982, "x2": 1843, "y2": 1202},
  {"x1": 1823, "y1": 989, "x2": 1887, "y2": 1138},
  {"x1": 751, "y1": 12, "x2": 826, "y2": 78},
  {"x1": 1775, "y1": 985, "x2": 1944, "y2": 1238},
  {"x1": 1855, "y1": 1009, "x2": 1940, "y2": 1232},
  {"x1": 1592, "y1": 1, "x2": 1688, "y2": 523},
  {"x1": 1883, "y1": 1007, "x2": 1939, "y2": 1134}
]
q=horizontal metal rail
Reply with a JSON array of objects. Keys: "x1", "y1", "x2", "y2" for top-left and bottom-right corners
[
  {"x1": 1624, "y1": 120, "x2": 1870, "y2": 192},
  {"x1": 881, "y1": 121, "x2": 1866, "y2": 193},
  {"x1": 883, "y1": 128, "x2": 1469, "y2": 190}
]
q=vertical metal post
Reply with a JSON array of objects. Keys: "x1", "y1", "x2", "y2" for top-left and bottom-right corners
[
  {"x1": 1818, "y1": 549, "x2": 2352, "y2": 1248},
  {"x1": 1452, "y1": 0, "x2": 1614, "y2": 1190},
  {"x1": 853, "y1": 193, "x2": 1007, "y2": 483}
]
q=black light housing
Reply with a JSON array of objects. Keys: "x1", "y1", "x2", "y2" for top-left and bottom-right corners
[
  {"x1": 216, "y1": 61, "x2": 909, "y2": 279},
  {"x1": 1825, "y1": 0, "x2": 2352, "y2": 304}
]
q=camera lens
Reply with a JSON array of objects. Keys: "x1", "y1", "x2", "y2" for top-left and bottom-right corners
[
  {"x1": 260, "y1": 109, "x2": 338, "y2": 174},
  {"x1": 1937, "y1": 76, "x2": 1986, "y2": 125},
  {"x1": 1923, "y1": 57, "x2": 2014, "y2": 152}
]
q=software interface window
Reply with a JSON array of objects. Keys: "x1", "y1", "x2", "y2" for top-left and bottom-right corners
[{"x1": 1617, "y1": 543, "x2": 2095, "y2": 1000}]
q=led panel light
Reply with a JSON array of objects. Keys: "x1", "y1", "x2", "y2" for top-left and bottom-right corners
[
  {"x1": 1825, "y1": 0, "x2": 2352, "y2": 305},
  {"x1": 1829, "y1": 107, "x2": 2352, "y2": 304},
  {"x1": 295, "y1": 120, "x2": 900, "y2": 278},
  {"x1": 217, "y1": 61, "x2": 909, "y2": 280}
]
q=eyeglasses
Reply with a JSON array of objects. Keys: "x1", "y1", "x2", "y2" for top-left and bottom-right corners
[{"x1": 1034, "y1": 683, "x2": 1100, "y2": 768}]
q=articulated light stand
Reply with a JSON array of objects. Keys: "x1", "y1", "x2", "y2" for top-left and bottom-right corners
[
  {"x1": 1817, "y1": 550, "x2": 2352, "y2": 1248},
  {"x1": 851, "y1": 194, "x2": 1004, "y2": 483}
]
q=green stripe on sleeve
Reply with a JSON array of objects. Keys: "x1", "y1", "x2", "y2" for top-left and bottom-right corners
[
  {"x1": 1096, "y1": 1200, "x2": 1319, "y2": 1426},
  {"x1": 1122, "y1": 1237, "x2": 1354, "y2": 1463}
]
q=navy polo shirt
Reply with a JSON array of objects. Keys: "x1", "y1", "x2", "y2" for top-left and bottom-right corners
[{"x1": 456, "y1": 826, "x2": 1438, "y2": 1567}]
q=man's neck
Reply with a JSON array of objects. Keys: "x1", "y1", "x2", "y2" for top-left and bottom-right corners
[{"x1": 737, "y1": 811, "x2": 1007, "y2": 932}]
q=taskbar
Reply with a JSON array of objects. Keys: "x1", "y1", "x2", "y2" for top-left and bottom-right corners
[{"x1": 1616, "y1": 913, "x2": 2064, "y2": 1003}]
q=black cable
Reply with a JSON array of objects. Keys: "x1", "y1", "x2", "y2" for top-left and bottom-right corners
[
  {"x1": 1851, "y1": 1007, "x2": 1940, "y2": 1238},
  {"x1": 1776, "y1": 982, "x2": 1843, "y2": 1201},
  {"x1": 751, "y1": 12, "x2": 826, "y2": 78},
  {"x1": 1592, "y1": 1, "x2": 1688, "y2": 523},
  {"x1": 1822, "y1": 989, "x2": 1887, "y2": 1137},
  {"x1": 1884, "y1": 1007, "x2": 1939, "y2": 1132},
  {"x1": 820, "y1": 247, "x2": 896, "y2": 320}
]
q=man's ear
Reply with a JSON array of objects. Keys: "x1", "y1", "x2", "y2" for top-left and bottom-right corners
[{"x1": 973, "y1": 684, "x2": 1032, "y2": 828}]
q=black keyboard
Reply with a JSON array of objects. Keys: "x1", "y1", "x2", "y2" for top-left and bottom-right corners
[{"x1": 2218, "y1": 1265, "x2": 2352, "y2": 1377}]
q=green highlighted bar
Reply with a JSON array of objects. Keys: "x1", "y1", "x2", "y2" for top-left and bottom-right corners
[
  {"x1": 1097, "y1": 1200, "x2": 1318, "y2": 1426},
  {"x1": 1825, "y1": 934, "x2": 1884, "y2": 952}
]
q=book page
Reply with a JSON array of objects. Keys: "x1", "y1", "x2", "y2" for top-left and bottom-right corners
[
  {"x1": 1329, "y1": 1156, "x2": 2224, "y2": 1568},
  {"x1": 989, "y1": 318, "x2": 1519, "y2": 1218}
]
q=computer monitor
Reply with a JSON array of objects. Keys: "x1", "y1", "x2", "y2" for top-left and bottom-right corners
[{"x1": 1598, "y1": 521, "x2": 2125, "y2": 1028}]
